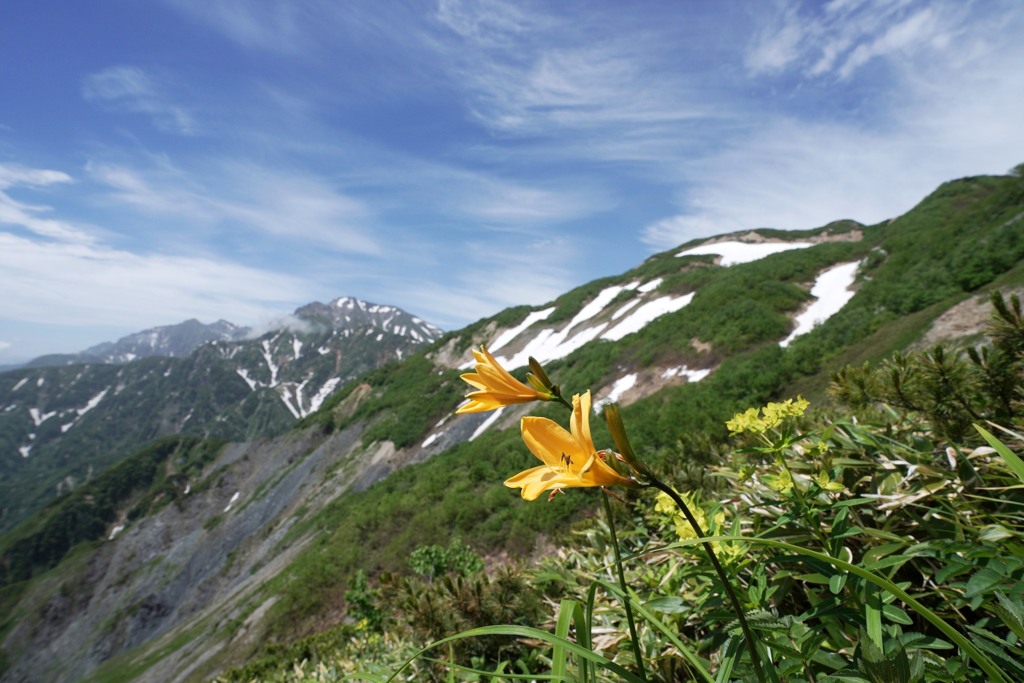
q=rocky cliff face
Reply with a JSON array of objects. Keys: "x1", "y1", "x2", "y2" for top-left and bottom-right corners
[{"x1": 0, "y1": 370, "x2": 496, "y2": 682}]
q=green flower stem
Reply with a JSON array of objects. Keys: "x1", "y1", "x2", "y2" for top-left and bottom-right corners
[
  {"x1": 646, "y1": 476, "x2": 768, "y2": 683},
  {"x1": 550, "y1": 390, "x2": 574, "y2": 411},
  {"x1": 601, "y1": 490, "x2": 648, "y2": 682}
]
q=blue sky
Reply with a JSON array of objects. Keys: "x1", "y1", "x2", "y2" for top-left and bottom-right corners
[{"x1": 2, "y1": 0, "x2": 1023, "y2": 364}]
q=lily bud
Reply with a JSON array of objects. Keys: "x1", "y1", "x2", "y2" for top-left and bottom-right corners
[
  {"x1": 527, "y1": 356, "x2": 557, "y2": 393},
  {"x1": 604, "y1": 403, "x2": 651, "y2": 480}
]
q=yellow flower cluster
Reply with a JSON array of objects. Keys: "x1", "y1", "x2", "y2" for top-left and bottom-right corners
[
  {"x1": 655, "y1": 491, "x2": 743, "y2": 562},
  {"x1": 725, "y1": 396, "x2": 809, "y2": 434}
]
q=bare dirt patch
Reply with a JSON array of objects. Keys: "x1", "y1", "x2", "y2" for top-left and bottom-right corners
[{"x1": 917, "y1": 288, "x2": 1024, "y2": 348}]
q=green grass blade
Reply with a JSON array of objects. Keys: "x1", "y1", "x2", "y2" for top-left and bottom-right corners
[
  {"x1": 417, "y1": 657, "x2": 562, "y2": 681},
  {"x1": 380, "y1": 625, "x2": 647, "y2": 683},
  {"x1": 714, "y1": 636, "x2": 743, "y2": 683},
  {"x1": 586, "y1": 580, "x2": 601, "y2": 683},
  {"x1": 553, "y1": 599, "x2": 579, "y2": 679},
  {"x1": 864, "y1": 581, "x2": 883, "y2": 648},
  {"x1": 595, "y1": 579, "x2": 715, "y2": 683},
  {"x1": 975, "y1": 423, "x2": 1024, "y2": 484}
]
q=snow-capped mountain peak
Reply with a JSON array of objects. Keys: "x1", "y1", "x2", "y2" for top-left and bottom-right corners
[{"x1": 294, "y1": 296, "x2": 443, "y2": 344}]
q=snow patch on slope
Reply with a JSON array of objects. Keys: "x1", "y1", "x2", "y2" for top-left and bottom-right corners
[
  {"x1": 662, "y1": 366, "x2": 712, "y2": 382},
  {"x1": 603, "y1": 293, "x2": 694, "y2": 341},
  {"x1": 309, "y1": 378, "x2": 341, "y2": 414},
  {"x1": 489, "y1": 307, "x2": 556, "y2": 353},
  {"x1": 780, "y1": 262, "x2": 859, "y2": 347},
  {"x1": 470, "y1": 408, "x2": 505, "y2": 441},
  {"x1": 481, "y1": 279, "x2": 694, "y2": 371},
  {"x1": 677, "y1": 241, "x2": 813, "y2": 266},
  {"x1": 593, "y1": 374, "x2": 637, "y2": 413}
]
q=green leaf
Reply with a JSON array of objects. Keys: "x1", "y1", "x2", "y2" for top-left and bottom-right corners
[
  {"x1": 818, "y1": 673, "x2": 871, "y2": 683},
  {"x1": 898, "y1": 632, "x2": 954, "y2": 650},
  {"x1": 965, "y1": 567, "x2": 1010, "y2": 599},
  {"x1": 383, "y1": 625, "x2": 644, "y2": 683},
  {"x1": 993, "y1": 592, "x2": 1024, "y2": 640},
  {"x1": 882, "y1": 603, "x2": 914, "y2": 625},
  {"x1": 860, "y1": 634, "x2": 912, "y2": 683},
  {"x1": 864, "y1": 555, "x2": 913, "y2": 572},
  {"x1": 667, "y1": 535, "x2": 1014, "y2": 682},
  {"x1": 978, "y1": 524, "x2": 1016, "y2": 542},
  {"x1": 644, "y1": 596, "x2": 687, "y2": 614},
  {"x1": 595, "y1": 579, "x2": 714, "y2": 683},
  {"x1": 553, "y1": 599, "x2": 583, "y2": 680}
]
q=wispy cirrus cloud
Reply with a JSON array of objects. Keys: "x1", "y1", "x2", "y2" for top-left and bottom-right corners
[
  {"x1": 377, "y1": 233, "x2": 577, "y2": 329},
  {"x1": 746, "y1": 0, "x2": 964, "y2": 79},
  {"x1": 436, "y1": 171, "x2": 612, "y2": 227},
  {"x1": 0, "y1": 231, "x2": 308, "y2": 327},
  {"x1": 86, "y1": 157, "x2": 382, "y2": 256},
  {"x1": 434, "y1": 0, "x2": 720, "y2": 164},
  {"x1": 160, "y1": 0, "x2": 422, "y2": 60},
  {"x1": 161, "y1": 0, "x2": 312, "y2": 54},
  {"x1": 642, "y1": 120, "x2": 911, "y2": 245},
  {"x1": 643, "y1": 0, "x2": 1024, "y2": 249},
  {"x1": 82, "y1": 65, "x2": 197, "y2": 135},
  {"x1": 0, "y1": 161, "x2": 312, "y2": 330},
  {"x1": 0, "y1": 163, "x2": 92, "y2": 243}
]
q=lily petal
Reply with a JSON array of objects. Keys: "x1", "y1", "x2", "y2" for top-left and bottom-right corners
[
  {"x1": 505, "y1": 391, "x2": 636, "y2": 500},
  {"x1": 522, "y1": 416, "x2": 588, "y2": 468},
  {"x1": 456, "y1": 346, "x2": 550, "y2": 413}
]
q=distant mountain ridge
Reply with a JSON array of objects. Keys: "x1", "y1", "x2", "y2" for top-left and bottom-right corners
[
  {"x1": 0, "y1": 296, "x2": 443, "y2": 534},
  {"x1": 24, "y1": 319, "x2": 249, "y2": 368},
  {"x1": 21, "y1": 296, "x2": 444, "y2": 369}
]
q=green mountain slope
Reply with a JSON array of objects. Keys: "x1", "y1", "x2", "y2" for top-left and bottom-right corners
[{"x1": 0, "y1": 169, "x2": 1022, "y2": 682}]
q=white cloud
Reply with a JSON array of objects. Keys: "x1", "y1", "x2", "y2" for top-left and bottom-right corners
[
  {"x1": 0, "y1": 165, "x2": 73, "y2": 188},
  {"x1": 0, "y1": 163, "x2": 93, "y2": 243},
  {"x1": 745, "y1": 4, "x2": 807, "y2": 75},
  {"x1": 0, "y1": 161, "x2": 325, "y2": 341},
  {"x1": 86, "y1": 158, "x2": 382, "y2": 255},
  {"x1": 160, "y1": 0, "x2": 414, "y2": 58},
  {"x1": 436, "y1": 0, "x2": 540, "y2": 46},
  {"x1": 82, "y1": 66, "x2": 197, "y2": 135},
  {"x1": 0, "y1": 231, "x2": 309, "y2": 328},
  {"x1": 436, "y1": 0, "x2": 716, "y2": 159},
  {"x1": 745, "y1": 0, "x2": 970, "y2": 80},
  {"x1": 836, "y1": 7, "x2": 944, "y2": 79},
  {"x1": 378, "y1": 235, "x2": 577, "y2": 329},
  {"x1": 457, "y1": 177, "x2": 610, "y2": 225},
  {"x1": 161, "y1": 0, "x2": 316, "y2": 54},
  {"x1": 646, "y1": 1, "x2": 1024, "y2": 248},
  {"x1": 642, "y1": 120, "x2": 909, "y2": 246}
]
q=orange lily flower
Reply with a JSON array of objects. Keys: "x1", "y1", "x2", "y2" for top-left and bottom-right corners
[
  {"x1": 505, "y1": 391, "x2": 636, "y2": 500},
  {"x1": 457, "y1": 346, "x2": 549, "y2": 414}
]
